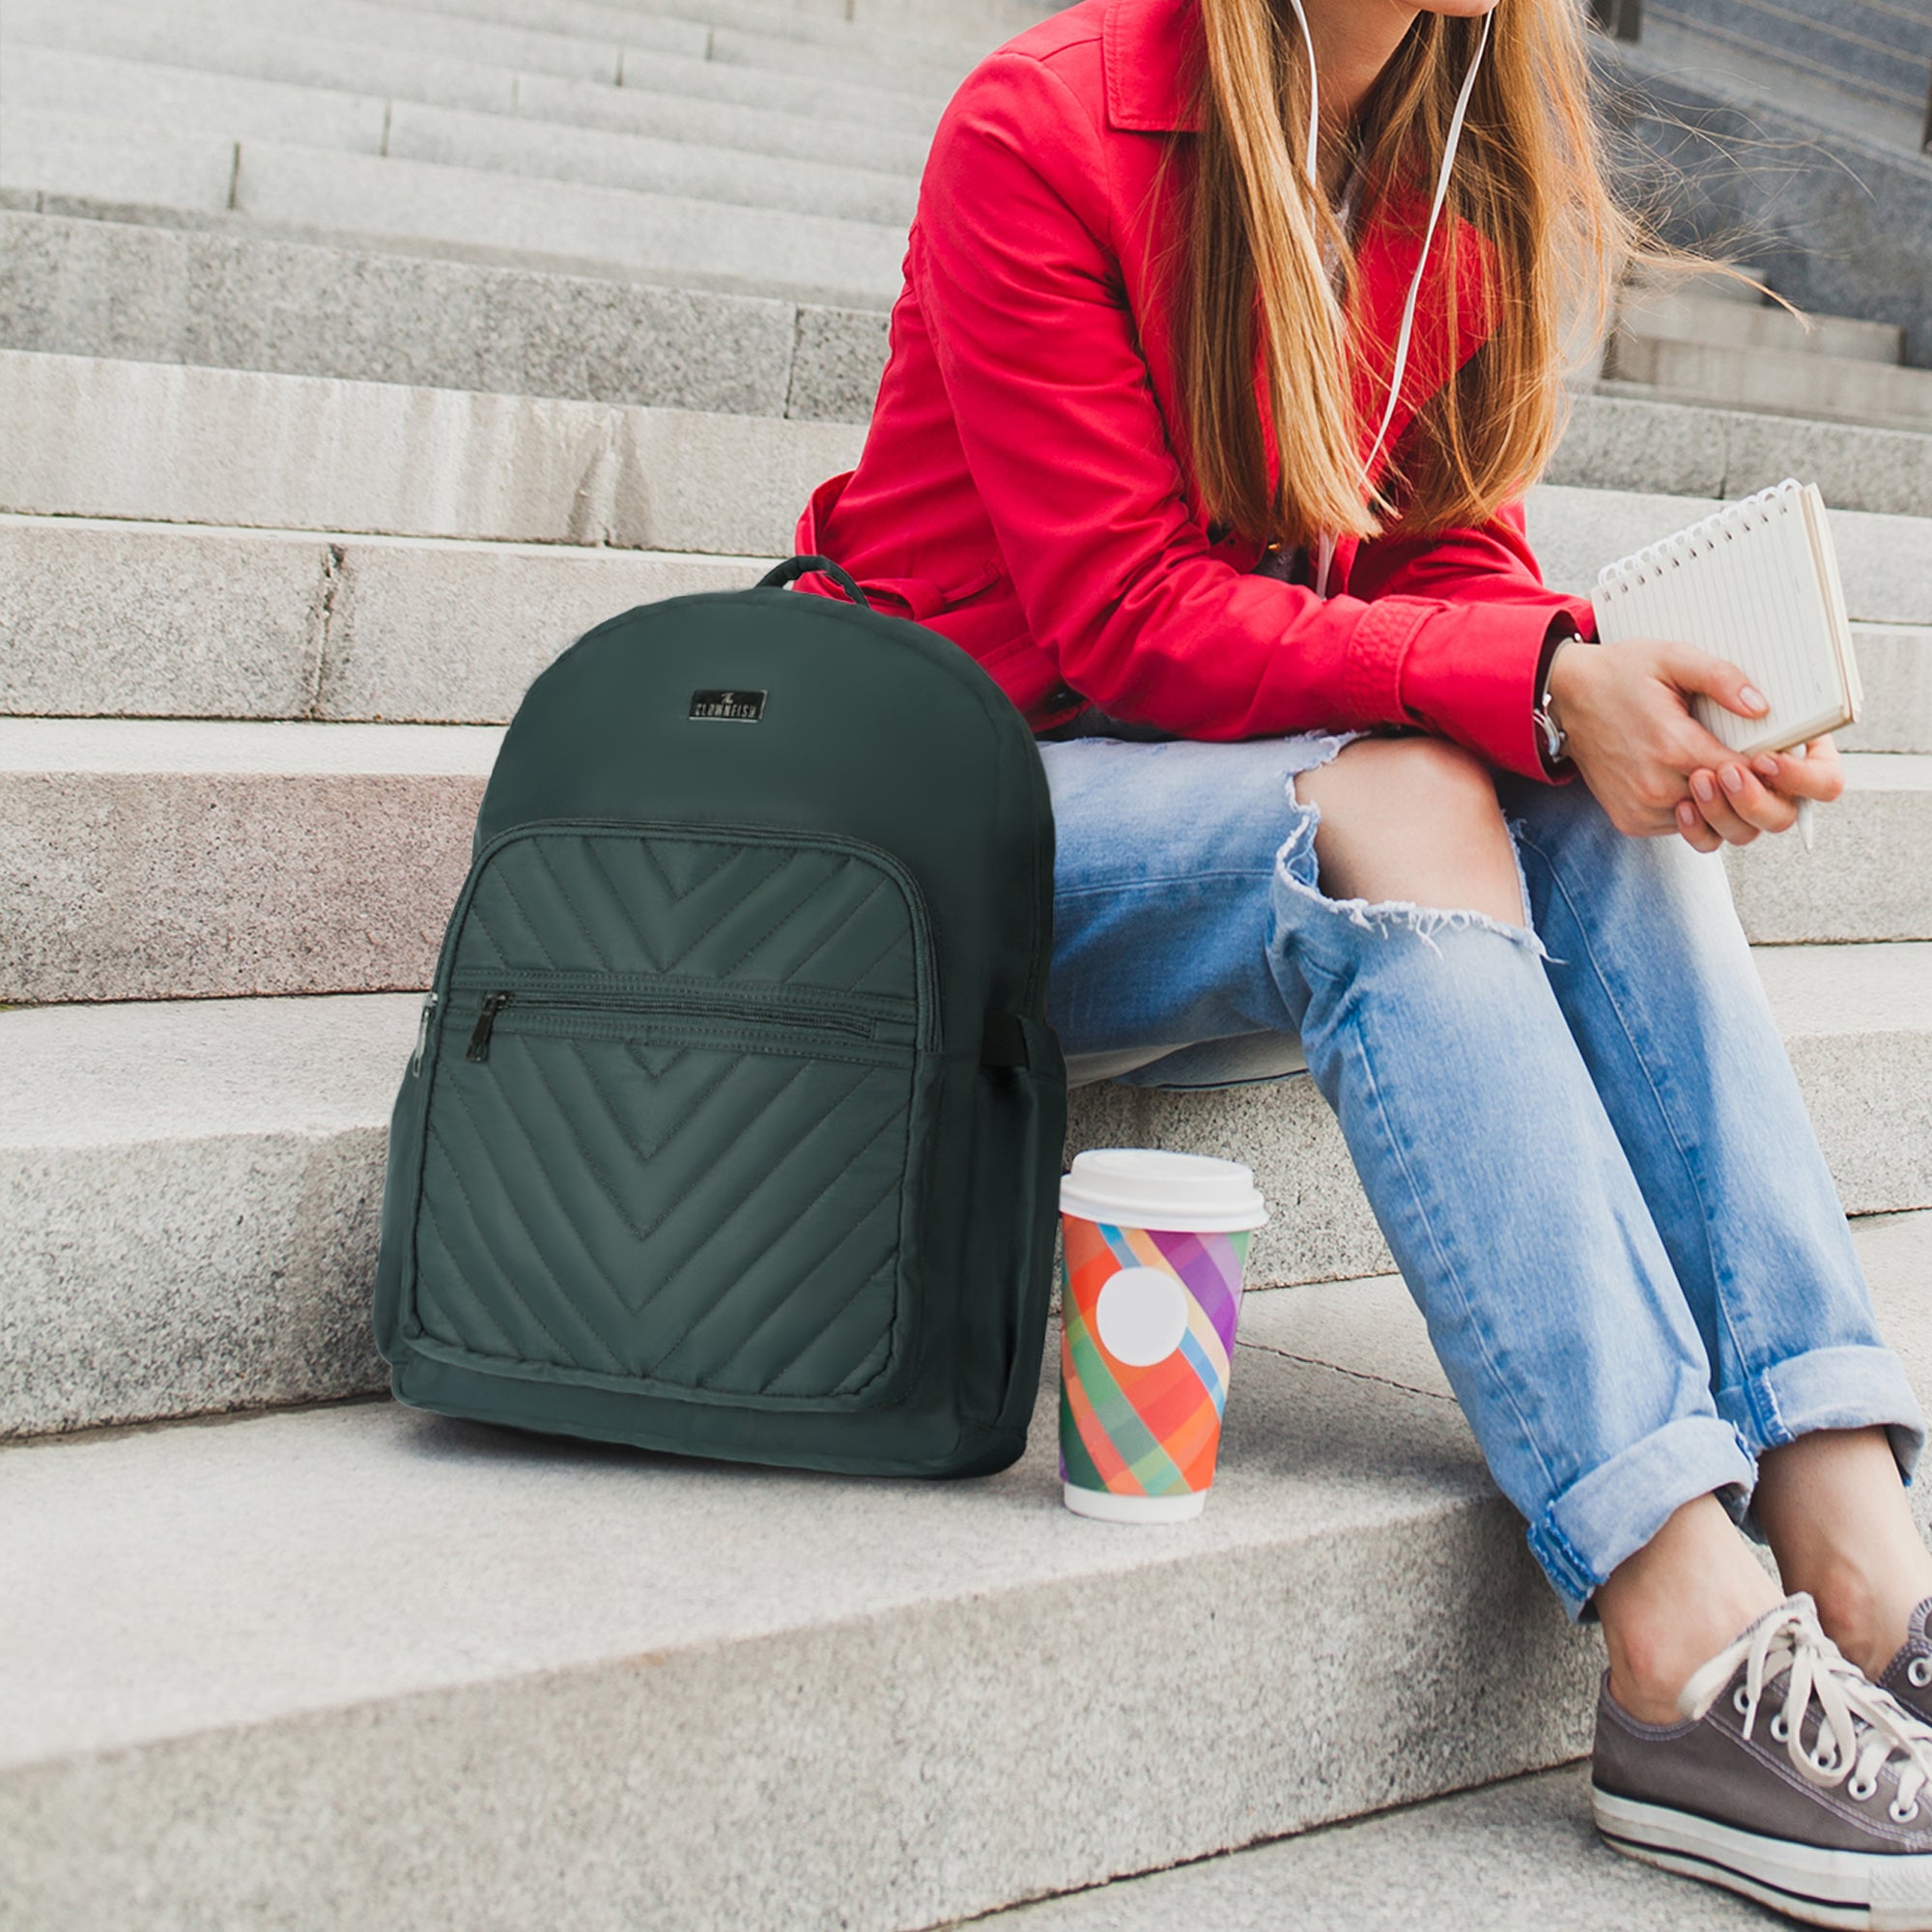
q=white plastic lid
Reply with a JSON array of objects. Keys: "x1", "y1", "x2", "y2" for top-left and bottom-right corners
[{"x1": 1060, "y1": 1149, "x2": 1268, "y2": 1235}]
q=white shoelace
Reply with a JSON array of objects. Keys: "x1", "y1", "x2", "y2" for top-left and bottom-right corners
[{"x1": 1682, "y1": 1596, "x2": 1932, "y2": 1820}]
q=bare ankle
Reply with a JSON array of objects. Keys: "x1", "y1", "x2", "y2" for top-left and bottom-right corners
[
  {"x1": 1758, "y1": 1428, "x2": 1932, "y2": 1677},
  {"x1": 1809, "y1": 1571, "x2": 1925, "y2": 1679},
  {"x1": 1597, "y1": 1495, "x2": 1783, "y2": 1725}
]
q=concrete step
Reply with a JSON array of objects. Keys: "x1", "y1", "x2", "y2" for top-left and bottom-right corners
[
  {"x1": 1843, "y1": 626, "x2": 1932, "y2": 754},
  {"x1": 8, "y1": 515, "x2": 1926, "y2": 748},
  {"x1": 0, "y1": 110, "x2": 908, "y2": 305},
  {"x1": 697, "y1": 15, "x2": 967, "y2": 95},
  {"x1": 0, "y1": 1299, "x2": 1596, "y2": 1930},
  {"x1": 5, "y1": 1220, "x2": 1929, "y2": 1930},
  {"x1": 0, "y1": 48, "x2": 922, "y2": 227},
  {"x1": 1634, "y1": 13, "x2": 1928, "y2": 156},
  {"x1": 7, "y1": 721, "x2": 1925, "y2": 1005},
  {"x1": 956, "y1": 1762, "x2": 1788, "y2": 1929},
  {"x1": 4, "y1": 352, "x2": 1928, "y2": 607},
  {"x1": 0, "y1": 0, "x2": 967, "y2": 102},
  {"x1": 0, "y1": 721, "x2": 499, "y2": 1004},
  {"x1": 3, "y1": 723, "x2": 1932, "y2": 997},
  {"x1": 1526, "y1": 484, "x2": 1932, "y2": 627},
  {"x1": 1605, "y1": 33, "x2": 1932, "y2": 369},
  {"x1": 1649, "y1": 0, "x2": 1932, "y2": 111},
  {"x1": 353, "y1": 0, "x2": 1009, "y2": 67},
  {"x1": 1618, "y1": 286, "x2": 1907, "y2": 365},
  {"x1": 0, "y1": 0, "x2": 947, "y2": 145},
  {"x1": 12, "y1": 220, "x2": 1932, "y2": 517},
  {"x1": 1610, "y1": 334, "x2": 1932, "y2": 434},
  {"x1": 2, "y1": 947, "x2": 1928, "y2": 1436},
  {"x1": 1552, "y1": 389, "x2": 1932, "y2": 523},
  {"x1": 1725, "y1": 753, "x2": 1932, "y2": 943},
  {"x1": 0, "y1": 352, "x2": 864, "y2": 554},
  {"x1": 0, "y1": 516, "x2": 765, "y2": 723},
  {"x1": 0, "y1": 213, "x2": 891, "y2": 425}
]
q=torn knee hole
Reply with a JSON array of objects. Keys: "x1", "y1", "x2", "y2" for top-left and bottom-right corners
[{"x1": 1275, "y1": 800, "x2": 1545, "y2": 955}]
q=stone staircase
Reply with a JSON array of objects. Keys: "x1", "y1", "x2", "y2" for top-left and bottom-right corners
[
  {"x1": 3, "y1": 1, "x2": 1931, "y2": 1924},
  {"x1": 1642, "y1": 0, "x2": 1931, "y2": 144},
  {"x1": 1605, "y1": 265, "x2": 1932, "y2": 432}
]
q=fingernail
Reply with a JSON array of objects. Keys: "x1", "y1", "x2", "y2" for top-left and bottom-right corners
[
  {"x1": 1721, "y1": 765, "x2": 1745, "y2": 794},
  {"x1": 1691, "y1": 771, "x2": 1715, "y2": 802},
  {"x1": 1741, "y1": 685, "x2": 1767, "y2": 713},
  {"x1": 1753, "y1": 755, "x2": 1779, "y2": 779}
]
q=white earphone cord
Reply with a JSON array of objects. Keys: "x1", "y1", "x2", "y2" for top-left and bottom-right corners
[{"x1": 1278, "y1": 2, "x2": 1492, "y2": 598}]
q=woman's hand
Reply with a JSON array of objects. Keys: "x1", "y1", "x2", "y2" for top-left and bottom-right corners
[
  {"x1": 1671, "y1": 736, "x2": 1846, "y2": 852},
  {"x1": 1546, "y1": 638, "x2": 1840, "y2": 849}
]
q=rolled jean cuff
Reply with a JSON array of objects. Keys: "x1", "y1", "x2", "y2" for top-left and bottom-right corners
[
  {"x1": 1720, "y1": 1344, "x2": 1927, "y2": 1486},
  {"x1": 1525, "y1": 1414, "x2": 1759, "y2": 1621}
]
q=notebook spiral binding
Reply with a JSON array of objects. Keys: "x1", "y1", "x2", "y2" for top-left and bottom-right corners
[{"x1": 1596, "y1": 479, "x2": 1801, "y2": 599}]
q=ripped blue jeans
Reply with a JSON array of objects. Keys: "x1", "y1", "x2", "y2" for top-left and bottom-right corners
[{"x1": 1042, "y1": 731, "x2": 1924, "y2": 1617}]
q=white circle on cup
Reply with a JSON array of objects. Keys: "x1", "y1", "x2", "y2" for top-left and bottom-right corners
[{"x1": 1094, "y1": 1266, "x2": 1190, "y2": 1367}]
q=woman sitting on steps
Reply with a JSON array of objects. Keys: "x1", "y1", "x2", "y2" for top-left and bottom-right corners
[{"x1": 792, "y1": 0, "x2": 1932, "y2": 1919}]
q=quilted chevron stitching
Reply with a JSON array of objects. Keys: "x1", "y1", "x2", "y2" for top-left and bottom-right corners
[
  {"x1": 845, "y1": 922, "x2": 916, "y2": 999},
  {"x1": 580, "y1": 838, "x2": 665, "y2": 974},
  {"x1": 422, "y1": 1044, "x2": 915, "y2": 1396},
  {"x1": 628, "y1": 828, "x2": 676, "y2": 905},
  {"x1": 490, "y1": 860, "x2": 582, "y2": 971},
  {"x1": 531, "y1": 855, "x2": 619, "y2": 975},
  {"x1": 639, "y1": 835, "x2": 741, "y2": 905},
  {"x1": 473, "y1": 838, "x2": 916, "y2": 999},
  {"x1": 426, "y1": 823, "x2": 931, "y2": 1399},
  {"x1": 663, "y1": 848, "x2": 791, "y2": 976},
  {"x1": 716, "y1": 856, "x2": 863, "y2": 980},
  {"x1": 422, "y1": 1110, "x2": 590, "y2": 1368},
  {"x1": 618, "y1": 1056, "x2": 820, "y2": 1252},
  {"x1": 437, "y1": 1078, "x2": 632, "y2": 1372},
  {"x1": 626, "y1": 1056, "x2": 868, "y2": 1344},
  {"x1": 641, "y1": 1080, "x2": 896, "y2": 1379},
  {"x1": 735, "y1": 1174, "x2": 902, "y2": 1394},
  {"x1": 547, "y1": 1036, "x2": 773, "y2": 1240},
  {"x1": 515, "y1": 1039, "x2": 658, "y2": 1253},
  {"x1": 668, "y1": 1100, "x2": 905, "y2": 1387},
  {"x1": 780, "y1": 875, "x2": 891, "y2": 985},
  {"x1": 414, "y1": 1185, "x2": 524, "y2": 1356}
]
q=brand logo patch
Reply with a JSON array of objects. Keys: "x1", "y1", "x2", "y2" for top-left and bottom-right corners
[{"x1": 689, "y1": 688, "x2": 767, "y2": 723}]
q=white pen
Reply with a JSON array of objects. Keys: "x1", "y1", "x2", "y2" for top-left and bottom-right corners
[{"x1": 1789, "y1": 741, "x2": 1817, "y2": 852}]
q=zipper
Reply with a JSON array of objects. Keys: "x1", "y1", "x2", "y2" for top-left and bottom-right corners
[
  {"x1": 467, "y1": 990, "x2": 515, "y2": 1062},
  {"x1": 412, "y1": 990, "x2": 439, "y2": 1075},
  {"x1": 461, "y1": 986, "x2": 883, "y2": 1065}
]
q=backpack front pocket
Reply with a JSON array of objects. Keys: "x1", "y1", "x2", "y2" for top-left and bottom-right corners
[{"x1": 401, "y1": 824, "x2": 938, "y2": 1411}]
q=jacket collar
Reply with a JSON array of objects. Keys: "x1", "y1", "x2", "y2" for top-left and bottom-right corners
[{"x1": 1103, "y1": 0, "x2": 1204, "y2": 133}]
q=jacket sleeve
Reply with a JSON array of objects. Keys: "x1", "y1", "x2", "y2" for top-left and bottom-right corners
[
  {"x1": 915, "y1": 52, "x2": 1574, "y2": 780},
  {"x1": 1349, "y1": 499, "x2": 1600, "y2": 773}
]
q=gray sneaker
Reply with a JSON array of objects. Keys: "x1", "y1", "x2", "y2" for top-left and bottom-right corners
[
  {"x1": 1593, "y1": 1594, "x2": 1932, "y2": 1928},
  {"x1": 1881, "y1": 1599, "x2": 1932, "y2": 1728}
]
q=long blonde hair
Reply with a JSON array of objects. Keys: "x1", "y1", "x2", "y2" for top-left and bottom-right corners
[{"x1": 1170, "y1": 0, "x2": 1639, "y2": 548}]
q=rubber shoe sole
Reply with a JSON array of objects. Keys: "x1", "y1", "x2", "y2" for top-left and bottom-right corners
[{"x1": 1594, "y1": 1785, "x2": 1932, "y2": 1930}]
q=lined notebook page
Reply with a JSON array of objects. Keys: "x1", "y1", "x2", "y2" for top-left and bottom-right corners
[{"x1": 1590, "y1": 480, "x2": 1858, "y2": 756}]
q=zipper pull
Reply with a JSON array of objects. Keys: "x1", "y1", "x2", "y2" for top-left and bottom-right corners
[
  {"x1": 411, "y1": 991, "x2": 439, "y2": 1076},
  {"x1": 467, "y1": 991, "x2": 513, "y2": 1063}
]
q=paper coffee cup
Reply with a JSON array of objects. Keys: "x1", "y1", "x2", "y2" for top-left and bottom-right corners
[{"x1": 1057, "y1": 1150, "x2": 1268, "y2": 1523}]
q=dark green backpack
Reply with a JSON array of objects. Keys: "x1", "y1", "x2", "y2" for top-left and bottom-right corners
[{"x1": 373, "y1": 557, "x2": 1065, "y2": 1478}]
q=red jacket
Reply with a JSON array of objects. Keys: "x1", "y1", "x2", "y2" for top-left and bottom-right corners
[{"x1": 792, "y1": 0, "x2": 1595, "y2": 779}]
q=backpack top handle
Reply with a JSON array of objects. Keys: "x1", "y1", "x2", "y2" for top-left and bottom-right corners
[{"x1": 758, "y1": 554, "x2": 873, "y2": 611}]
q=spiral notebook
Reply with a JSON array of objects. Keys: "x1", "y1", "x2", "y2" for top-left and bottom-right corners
[{"x1": 1591, "y1": 479, "x2": 1862, "y2": 757}]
